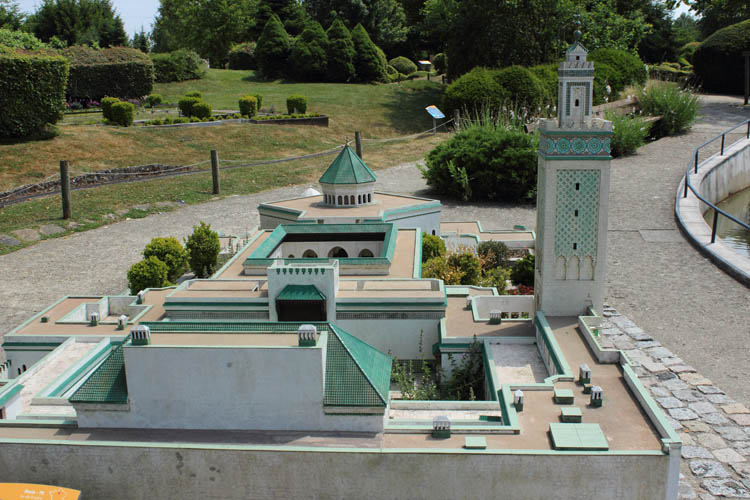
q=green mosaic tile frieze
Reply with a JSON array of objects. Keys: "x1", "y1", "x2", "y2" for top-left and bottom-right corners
[
  {"x1": 540, "y1": 135, "x2": 611, "y2": 157},
  {"x1": 70, "y1": 346, "x2": 128, "y2": 404},
  {"x1": 554, "y1": 169, "x2": 600, "y2": 258}
]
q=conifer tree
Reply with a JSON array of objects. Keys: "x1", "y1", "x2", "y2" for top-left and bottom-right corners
[
  {"x1": 290, "y1": 21, "x2": 329, "y2": 81},
  {"x1": 255, "y1": 14, "x2": 291, "y2": 79},
  {"x1": 325, "y1": 17, "x2": 355, "y2": 82},
  {"x1": 351, "y1": 23, "x2": 387, "y2": 83}
]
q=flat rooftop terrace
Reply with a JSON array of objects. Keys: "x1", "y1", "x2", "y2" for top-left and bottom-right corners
[
  {"x1": 261, "y1": 192, "x2": 432, "y2": 218},
  {"x1": 149, "y1": 333, "x2": 300, "y2": 346},
  {"x1": 440, "y1": 222, "x2": 534, "y2": 242},
  {"x1": 445, "y1": 296, "x2": 535, "y2": 337}
]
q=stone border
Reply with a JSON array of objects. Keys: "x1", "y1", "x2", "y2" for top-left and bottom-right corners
[{"x1": 674, "y1": 138, "x2": 750, "y2": 286}]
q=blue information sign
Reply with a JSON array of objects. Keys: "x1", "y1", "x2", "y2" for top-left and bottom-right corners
[{"x1": 425, "y1": 105, "x2": 445, "y2": 119}]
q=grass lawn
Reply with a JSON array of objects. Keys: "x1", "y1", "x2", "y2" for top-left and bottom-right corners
[{"x1": 0, "y1": 69, "x2": 449, "y2": 253}]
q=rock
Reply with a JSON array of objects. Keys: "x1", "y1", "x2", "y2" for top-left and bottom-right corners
[
  {"x1": 731, "y1": 462, "x2": 750, "y2": 478},
  {"x1": 643, "y1": 360, "x2": 668, "y2": 373},
  {"x1": 663, "y1": 378, "x2": 690, "y2": 391},
  {"x1": 663, "y1": 357, "x2": 685, "y2": 367},
  {"x1": 707, "y1": 394, "x2": 734, "y2": 405},
  {"x1": 670, "y1": 408, "x2": 700, "y2": 420},
  {"x1": 690, "y1": 402, "x2": 719, "y2": 415},
  {"x1": 681, "y1": 373, "x2": 713, "y2": 386},
  {"x1": 713, "y1": 448, "x2": 746, "y2": 464},
  {"x1": 611, "y1": 315, "x2": 636, "y2": 328},
  {"x1": 651, "y1": 386, "x2": 671, "y2": 397},
  {"x1": 697, "y1": 386, "x2": 724, "y2": 395},
  {"x1": 679, "y1": 481, "x2": 697, "y2": 499},
  {"x1": 715, "y1": 427, "x2": 749, "y2": 442},
  {"x1": 658, "y1": 396, "x2": 685, "y2": 409},
  {"x1": 674, "y1": 389, "x2": 705, "y2": 402},
  {"x1": 636, "y1": 340, "x2": 661, "y2": 349},
  {"x1": 624, "y1": 326, "x2": 651, "y2": 340},
  {"x1": 683, "y1": 446, "x2": 714, "y2": 459},
  {"x1": 703, "y1": 413, "x2": 731, "y2": 425},
  {"x1": 731, "y1": 415, "x2": 750, "y2": 426},
  {"x1": 648, "y1": 346, "x2": 674, "y2": 359},
  {"x1": 684, "y1": 421, "x2": 713, "y2": 433},
  {"x1": 735, "y1": 442, "x2": 750, "y2": 456},
  {"x1": 696, "y1": 433, "x2": 727, "y2": 449},
  {"x1": 690, "y1": 460, "x2": 731, "y2": 478},
  {"x1": 658, "y1": 371, "x2": 678, "y2": 381},
  {"x1": 39, "y1": 224, "x2": 64, "y2": 236},
  {"x1": 11, "y1": 228, "x2": 40, "y2": 241},
  {"x1": 0, "y1": 234, "x2": 21, "y2": 246},
  {"x1": 612, "y1": 335, "x2": 635, "y2": 350},
  {"x1": 671, "y1": 365, "x2": 697, "y2": 374},
  {"x1": 701, "y1": 479, "x2": 750, "y2": 498}
]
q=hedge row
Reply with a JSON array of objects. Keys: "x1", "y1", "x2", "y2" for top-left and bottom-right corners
[
  {"x1": 63, "y1": 45, "x2": 153, "y2": 101},
  {"x1": 693, "y1": 19, "x2": 750, "y2": 94},
  {"x1": 0, "y1": 50, "x2": 70, "y2": 137},
  {"x1": 151, "y1": 49, "x2": 206, "y2": 83}
]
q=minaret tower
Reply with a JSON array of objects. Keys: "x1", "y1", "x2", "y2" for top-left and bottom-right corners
[{"x1": 534, "y1": 26, "x2": 613, "y2": 316}]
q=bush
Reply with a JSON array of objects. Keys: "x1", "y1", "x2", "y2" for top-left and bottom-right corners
[
  {"x1": 478, "y1": 267, "x2": 510, "y2": 292},
  {"x1": 127, "y1": 256, "x2": 169, "y2": 294},
  {"x1": 178, "y1": 96, "x2": 202, "y2": 117},
  {"x1": 477, "y1": 241, "x2": 511, "y2": 270},
  {"x1": 679, "y1": 41, "x2": 700, "y2": 63},
  {"x1": 693, "y1": 19, "x2": 750, "y2": 94},
  {"x1": 290, "y1": 21, "x2": 328, "y2": 81},
  {"x1": 529, "y1": 63, "x2": 558, "y2": 108},
  {"x1": 150, "y1": 49, "x2": 205, "y2": 83},
  {"x1": 448, "y1": 252, "x2": 481, "y2": 285},
  {"x1": 592, "y1": 62, "x2": 622, "y2": 106},
  {"x1": 638, "y1": 83, "x2": 699, "y2": 137},
  {"x1": 100, "y1": 96, "x2": 120, "y2": 121},
  {"x1": 63, "y1": 45, "x2": 153, "y2": 101},
  {"x1": 385, "y1": 64, "x2": 398, "y2": 81},
  {"x1": 191, "y1": 101, "x2": 212, "y2": 119},
  {"x1": 110, "y1": 101, "x2": 134, "y2": 126},
  {"x1": 443, "y1": 66, "x2": 505, "y2": 114},
  {"x1": 421, "y1": 122, "x2": 538, "y2": 202},
  {"x1": 143, "y1": 236, "x2": 187, "y2": 282},
  {"x1": 255, "y1": 14, "x2": 291, "y2": 79},
  {"x1": 604, "y1": 111, "x2": 650, "y2": 157},
  {"x1": 588, "y1": 48, "x2": 647, "y2": 88},
  {"x1": 432, "y1": 52, "x2": 447, "y2": 74},
  {"x1": 185, "y1": 221, "x2": 220, "y2": 278},
  {"x1": 421, "y1": 256, "x2": 463, "y2": 284},
  {"x1": 227, "y1": 42, "x2": 257, "y2": 70},
  {"x1": 421, "y1": 233, "x2": 446, "y2": 262},
  {"x1": 351, "y1": 24, "x2": 387, "y2": 83},
  {"x1": 239, "y1": 95, "x2": 258, "y2": 117},
  {"x1": 286, "y1": 94, "x2": 307, "y2": 114},
  {"x1": 184, "y1": 91, "x2": 202, "y2": 98},
  {"x1": 493, "y1": 65, "x2": 545, "y2": 110},
  {"x1": 145, "y1": 94, "x2": 163, "y2": 108},
  {"x1": 326, "y1": 18, "x2": 355, "y2": 82},
  {"x1": 253, "y1": 93, "x2": 263, "y2": 110},
  {"x1": 510, "y1": 254, "x2": 534, "y2": 287},
  {"x1": 389, "y1": 56, "x2": 417, "y2": 75},
  {"x1": 0, "y1": 28, "x2": 46, "y2": 50},
  {"x1": 0, "y1": 50, "x2": 69, "y2": 137}
]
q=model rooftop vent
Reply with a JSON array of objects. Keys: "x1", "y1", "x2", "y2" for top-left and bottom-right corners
[
  {"x1": 130, "y1": 325, "x2": 151, "y2": 346},
  {"x1": 117, "y1": 315, "x2": 128, "y2": 330},
  {"x1": 432, "y1": 415, "x2": 451, "y2": 438},
  {"x1": 489, "y1": 310, "x2": 502, "y2": 325},
  {"x1": 89, "y1": 312, "x2": 99, "y2": 326},
  {"x1": 591, "y1": 386, "x2": 603, "y2": 407},
  {"x1": 514, "y1": 389, "x2": 524, "y2": 412},
  {"x1": 298, "y1": 324, "x2": 318, "y2": 346},
  {"x1": 465, "y1": 296, "x2": 473, "y2": 309},
  {"x1": 579, "y1": 363, "x2": 591, "y2": 384},
  {"x1": 137, "y1": 290, "x2": 145, "y2": 304}
]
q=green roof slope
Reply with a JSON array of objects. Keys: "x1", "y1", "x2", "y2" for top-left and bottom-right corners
[
  {"x1": 324, "y1": 324, "x2": 392, "y2": 407},
  {"x1": 319, "y1": 146, "x2": 377, "y2": 185},
  {"x1": 70, "y1": 346, "x2": 128, "y2": 404},
  {"x1": 277, "y1": 284, "x2": 326, "y2": 301}
]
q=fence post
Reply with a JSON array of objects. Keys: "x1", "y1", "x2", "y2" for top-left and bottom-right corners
[
  {"x1": 720, "y1": 134, "x2": 725, "y2": 155},
  {"x1": 355, "y1": 131, "x2": 363, "y2": 158},
  {"x1": 710, "y1": 210, "x2": 719, "y2": 243},
  {"x1": 210, "y1": 150, "x2": 220, "y2": 195},
  {"x1": 60, "y1": 160, "x2": 71, "y2": 219},
  {"x1": 684, "y1": 176, "x2": 689, "y2": 198},
  {"x1": 453, "y1": 109, "x2": 460, "y2": 131},
  {"x1": 694, "y1": 151, "x2": 699, "y2": 174}
]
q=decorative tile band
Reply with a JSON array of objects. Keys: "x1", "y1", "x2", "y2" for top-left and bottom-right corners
[{"x1": 540, "y1": 135, "x2": 611, "y2": 157}]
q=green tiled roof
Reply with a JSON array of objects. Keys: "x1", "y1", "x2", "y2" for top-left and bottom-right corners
[
  {"x1": 324, "y1": 324, "x2": 392, "y2": 407},
  {"x1": 549, "y1": 423, "x2": 609, "y2": 450},
  {"x1": 70, "y1": 346, "x2": 128, "y2": 404},
  {"x1": 277, "y1": 284, "x2": 326, "y2": 301},
  {"x1": 319, "y1": 146, "x2": 377, "y2": 185}
]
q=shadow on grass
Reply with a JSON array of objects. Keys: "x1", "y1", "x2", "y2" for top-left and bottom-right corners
[
  {"x1": 0, "y1": 125, "x2": 60, "y2": 145},
  {"x1": 382, "y1": 80, "x2": 446, "y2": 135}
]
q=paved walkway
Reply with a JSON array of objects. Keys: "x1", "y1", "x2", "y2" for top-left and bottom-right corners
[{"x1": 0, "y1": 94, "x2": 748, "y2": 498}]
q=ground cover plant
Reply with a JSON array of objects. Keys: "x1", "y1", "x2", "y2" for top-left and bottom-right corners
[
  {"x1": 638, "y1": 83, "x2": 699, "y2": 137},
  {"x1": 605, "y1": 110, "x2": 651, "y2": 157}
]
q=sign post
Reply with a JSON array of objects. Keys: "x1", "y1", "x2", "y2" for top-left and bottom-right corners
[{"x1": 425, "y1": 105, "x2": 445, "y2": 135}]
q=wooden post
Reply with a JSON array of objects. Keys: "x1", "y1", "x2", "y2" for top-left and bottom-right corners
[
  {"x1": 60, "y1": 160, "x2": 71, "y2": 219},
  {"x1": 355, "y1": 131, "x2": 363, "y2": 158},
  {"x1": 210, "y1": 150, "x2": 220, "y2": 195},
  {"x1": 744, "y1": 51, "x2": 750, "y2": 106},
  {"x1": 453, "y1": 109, "x2": 460, "y2": 131}
]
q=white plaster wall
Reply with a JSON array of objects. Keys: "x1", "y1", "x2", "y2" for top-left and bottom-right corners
[
  {"x1": 333, "y1": 318, "x2": 439, "y2": 359},
  {"x1": 271, "y1": 240, "x2": 383, "y2": 259},
  {"x1": 75, "y1": 343, "x2": 383, "y2": 432},
  {"x1": 3, "y1": 349, "x2": 54, "y2": 379},
  {"x1": 1, "y1": 392, "x2": 22, "y2": 419},
  {"x1": 267, "y1": 263, "x2": 338, "y2": 322},
  {"x1": 386, "y1": 211, "x2": 440, "y2": 236},
  {"x1": 322, "y1": 183, "x2": 375, "y2": 206},
  {"x1": 0, "y1": 443, "x2": 673, "y2": 500},
  {"x1": 698, "y1": 141, "x2": 750, "y2": 213}
]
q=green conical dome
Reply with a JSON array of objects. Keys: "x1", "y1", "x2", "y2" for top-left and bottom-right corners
[{"x1": 319, "y1": 146, "x2": 377, "y2": 185}]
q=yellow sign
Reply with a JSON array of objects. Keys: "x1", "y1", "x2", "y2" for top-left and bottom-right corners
[{"x1": 0, "y1": 483, "x2": 81, "y2": 500}]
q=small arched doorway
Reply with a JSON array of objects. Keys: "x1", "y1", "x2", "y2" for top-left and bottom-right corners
[
  {"x1": 358, "y1": 249, "x2": 374, "y2": 257},
  {"x1": 328, "y1": 247, "x2": 348, "y2": 258},
  {"x1": 302, "y1": 249, "x2": 318, "y2": 258}
]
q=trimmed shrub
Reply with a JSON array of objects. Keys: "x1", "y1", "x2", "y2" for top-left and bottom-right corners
[
  {"x1": 178, "y1": 96, "x2": 202, "y2": 117},
  {"x1": 239, "y1": 95, "x2": 258, "y2": 117},
  {"x1": 385, "y1": 64, "x2": 398, "y2": 81},
  {"x1": 351, "y1": 24, "x2": 388, "y2": 83},
  {"x1": 0, "y1": 50, "x2": 69, "y2": 137},
  {"x1": 529, "y1": 63, "x2": 558, "y2": 108},
  {"x1": 150, "y1": 49, "x2": 205, "y2": 83},
  {"x1": 443, "y1": 66, "x2": 505, "y2": 114},
  {"x1": 389, "y1": 56, "x2": 417, "y2": 75},
  {"x1": 605, "y1": 111, "x2": 650, "y2": 157},
  {"x1": 510, "y1": 254, "x2": 534, "y2": 287},
  {"x1": 63, "y1": 45, "x2": 154, "y2": 101},
  {"x1": 110, "y1": 101, "x2": 134, "y2": 126},
  {"x1": 638, "y1": 83, "x2": 699, "y2": 137},
  {"x1": 143, "y1": 236, "x2": 187, "y2": 282},
  {"x1": 185, "y1": 91, "x2": 202, "y2": 98},
  {"x1": 326, "y1": 18, "x2": 355, "y2": 82},
  {"x1": 421, "y1": 122, "x2": 537, "y2": 202},
  {"x1": 679, "y1": 41, "x2": 700, "y2": 63},
  {"x1": 100, "y1": 96, "x2": 120, "y2": 121},
  {"x1": 432, "y1": 52, "x2": 447, "y2": 74},
  {"x1": 693, "y1": 19, "x2": 750, "y2": 94},
  {"x1": 290, "y1": 21, "x2": 329, "y2": 81},
  {"x1": 185, "y1": 221, "x2": 220, "y2": 279},
  {"x1": 191, "y1": 101, "x2": 212, "y2": 119},
  {"x1": 588, "y1": 48, "x2": 647, "y2": 88},
  {"x1": 286, "y1": 94, "x2": 307, "y2": 114},
  {"x1": 253, "y1": 93, "x2": 263, "y2": 110},
  {"x1": 227, "y1": 42, "x2": 257, "y2": 70},
  {"x1": 421, "y1": 233, "x2": 446, "y2": 262},
  {"x1": 592, "y1": 62, "x2": 622, "y2": 105},
  {"x1": 448, "y1": 252, "x2": 481, "y2": 285},
  {"x1": 145, "y1": 94, "x2": 163, "y2": 108},
  {"x1": 255, "y1": 14, "x2": 291, "y2": 79},
  {"x1": 493, "y1": 65, "x2": 545, "y2": 110},
  {"x1": 477, "y1": 240, "x2": 511, "y2": 270},
  {"x1": 127, "y1": 256, "x2": 169, "y2": 294}
]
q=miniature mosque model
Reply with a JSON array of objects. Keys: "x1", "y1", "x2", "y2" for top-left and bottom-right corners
[{"x1": 0, "y1": 38, "x2": 681, "y2": 500}]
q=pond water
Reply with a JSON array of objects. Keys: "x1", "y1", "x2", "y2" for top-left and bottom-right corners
[{"x1": 704, "y1": 186, "x2": 750, "y2": 258}]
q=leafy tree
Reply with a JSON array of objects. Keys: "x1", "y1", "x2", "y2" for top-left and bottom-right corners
[
  {"x1": 673, "y1": 13, "x2": 701, "y2": 46},
  {"x1": 290, "y1": 20, "x2": 328, "y2": 80},
  {"x1": 0, "y1": 0, "x2": 23, "y2": 29},
  {"x1": 255, "y1": 14, "x2": 290, "y2": 78},
  {"x1": 637, "y1": 1, "x2": 677, "y2": 63},
  {"x1": 478, "y1": 267, "x2": 510, "y2": 292},
  {"x1": 0, "y1": 28, "x2": 47, "y2": 49},
  {"x1": 29, "y1": 0, "x2": 127, "y2": 48},
  {"x1": 351, "y1": 23, "x2": 387, "y2": 82},
  {"x1": 131, "y1": 26, "x2": 151, "y2": 53},
  {"x1": 143, "y1": 236, "x2": 188, "y2": 282},
  {"x1": 421, "y1": 233, "x2": 446, "y2": 262},
  {"x1": 477, "y1": 241, "x2": 510, "y2": 270},
  {"x1": 447, "y1": 252, "x2": 481, "y2": 285},
  {"x1": 127, "y1": 256, "x2": 169, "y2": 294},
  {"x1": 510, "y1": 254, "x2": 535, "y2": 287},
  {"x1": 185, "y1": 221, "x2": 220, "y2": 279},
  {"x1": 421, "y1": 255, "x2": 463, "y2": 284},
  {"x1": 255, "y1": 0, "x2": 308, "y2": 38},
  {"x1": 325, "y1": 17, "x2": 355, "y2": 82},
  {"x1": 668, "y1": 0, "x2": 750, "y2": 38}
]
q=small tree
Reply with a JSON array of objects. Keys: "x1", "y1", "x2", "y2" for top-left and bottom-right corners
[
  {"x1": 255, "y1": 14, "x2": 291, "y2": 79},
  {"x1": 510, "y1": 254, "x2": 535, "y2": 287},
  {"x1": 477, "y1": 241, "x2": 511, "y2": 270},
  {"x1": 127, "y1": 256, "x2": 169, "y2": 295},
  {"x1": 421, "y1": 233, "x2": 446, "y2": 262},
  {"x1": 290, "y1": 21, "x2": 328, "y2": 81},
  {"x1": 325, "y1": 18, "x2": 355, "y2": 82},
  {"x1": 185, "y1": 221, "x2": 220, "y2": 278},
  {"x1": 448, "y1": 252, "x2": 481, "y2": 285},
  {"x1": 351, "y1": 23, "x2": 387, "y2": 83},
  {"x1": 286, "y1": 94, "x2": 307, "y2": 114},
  {"x1": 143, "y1": 236, "x2": 188, "y2": 282}
]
